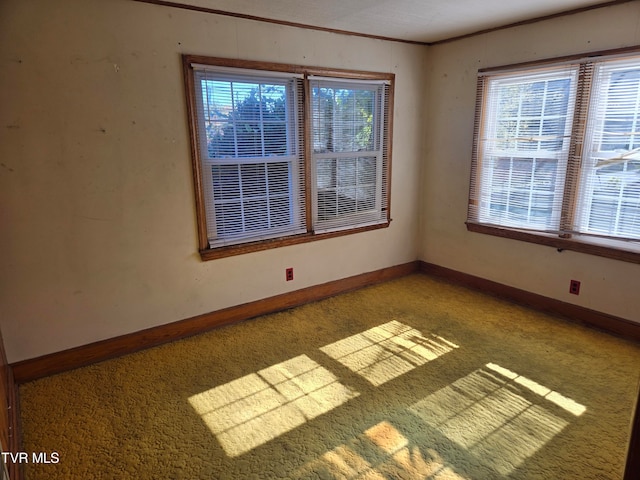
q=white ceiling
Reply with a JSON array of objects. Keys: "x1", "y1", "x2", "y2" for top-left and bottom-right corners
[{"x1": 171, "y1": 0, "x2": 621, "y2": 43}]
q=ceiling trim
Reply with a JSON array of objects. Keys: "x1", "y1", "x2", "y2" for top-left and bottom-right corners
[
  {"x1": 131, "y1": 0, "x2": 428, "y2": 45},
  {"x1": 430, "y1": 0, "x2": 637, "y2": 45},
  {"x1": 132, "y1": 0, "x2": 637, "y2": 46}
]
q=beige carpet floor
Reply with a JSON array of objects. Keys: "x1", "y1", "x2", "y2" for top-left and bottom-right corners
[{"x1": 19, "y1": 274, "x2": 640, "y2": 479}]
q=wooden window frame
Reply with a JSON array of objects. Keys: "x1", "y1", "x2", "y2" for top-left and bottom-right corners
[
  {"x1": 182, "y1": 55, "x2": 394, "y2": 261},
  {"x1": 467, "y1": 45, "x2": 640, "y2": 265}
]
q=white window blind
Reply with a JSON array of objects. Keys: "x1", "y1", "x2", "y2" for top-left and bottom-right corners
[
  {"x1": 469, "y1": 66, "x2": 579, "y2": 233},
  {"x1": 468, "y1": 52, "x2": 640, "y2": 252},
  {"x1": 310, "y1": 79, "x2": 389, "y2": 233},
  {"x1": 575, "y1": 57, "x2": 640, "y2": 240},
  {"x1": 193, "y1": 68, "x2": 306, "y2": 247}
]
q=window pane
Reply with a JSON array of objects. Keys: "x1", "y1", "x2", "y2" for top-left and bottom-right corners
[
  {"x1": 600, "y1": 69, "x2": 640, "y2": 151},
  {"x1": 214, "y1": 202, "x2": 243, "y2": 236},
  {"x1": 492, "y1": 77, "x2": 572, "y2": 153},
  {"x1": 620, "y1": 200, "x2": 640, "y2": 235},
  {"x1": 588, "y1": 199, "x2": 619, "y2": 233},
  {"x1": 316, "y1": 156, "x2": 378, "y2": 221},
  {"x1": 357, "y1": 185, "x2": 376, "y2": 211},
  {"x1": 337, "y1": 158, "x2": 356, "y2": 187},
  {"x1": 532, "y1": 159, "x2": 559, "y2": 192},
  {"x1": 201, "y1": 79, "x2": 289, "y2": 158},
  {"x1": 486, "y1": 157, "x2": 561, "y2": 227},
  {"x1": 212, "y1": 164, "x2": 240, "y2": 201},
  {"x1": 530, "y1": 193, "x2": 555, "y2": 220},
  {"x1": 269, "y1": 197, "x2": 292, "y2": 227},
  {"x1": 312, "y1": 87, "x2": 376, "y2": 153},
  {"x1": 358, "y1": 157, "x2": 377, "y2": 185},
  {"x1": 267, "y1": 162, "x2": 290, "y2": 196},
  {"x1": 240, "y1": 163, "x2": 267, "y2": 198},
  {"x1": 586, "y1": 165, "x2": 640, "y2": 237},
  {"x1": 243, "y1": 198, "x2": 269, "y2": 232},
  {"x1": 317, "y1": 158, "x2": 336, "y2": 189},
  {"x1": 211, "y1": 161, "x2": 294, "y2": 238}
]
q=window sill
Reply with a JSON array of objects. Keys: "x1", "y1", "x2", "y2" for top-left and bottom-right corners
[
  {"x1": 199, "y1": 221, "x2": 390, "y2": 261},
  {"x1": 466, "y1": 222, "x2": 640, "y2": 265}
]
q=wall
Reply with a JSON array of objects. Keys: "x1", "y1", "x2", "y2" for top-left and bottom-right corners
[
  {"x1": 0, "y1": 0, "x2": 426, "y2": 363},
  {"x1": 421, "y1": 2, "x2": 640, "y2": 323}
]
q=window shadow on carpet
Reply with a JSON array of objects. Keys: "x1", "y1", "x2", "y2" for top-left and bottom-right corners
[
  {"x1": 188, "y1": 319, "x2": 586, "y2": 478},
  {"x1": 292, "y1": 363, "x2": 586, "y2": 479},
  {"x1": 188, "y1": 320, "x2": 459, "y2": 458},
  {"x1": 408, "y1": 362, "x2": 586, "y2": 476},
  {"x1": 188, "y1": 354, "x2": 360, "y2": 457},
  {"x1": 320, "y1": 320, "x2": 459, "y2": 386}
]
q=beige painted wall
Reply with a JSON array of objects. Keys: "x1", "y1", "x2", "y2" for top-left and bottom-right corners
[
  {"x1": 0, "y1": 0, "x2": 425, "y2": 362},
  {"x1": 421, "y1": 2, "x2": 640, "y2": 322},
  {"x1": 3, "y1": 0, "x2": 638, "y2": 364}
]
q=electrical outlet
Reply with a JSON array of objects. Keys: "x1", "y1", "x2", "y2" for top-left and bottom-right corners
[
  {"x1": 569, "y1": 279, "x2": 581, "y2": 295},
  {"x1": 286, "y1": 267, "x2": 294, "y2": 281}
]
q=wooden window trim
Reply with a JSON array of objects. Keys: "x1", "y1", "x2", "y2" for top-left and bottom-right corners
[
  {"x1": 466, "y1": 222, "x2": 640, "y2": 264},
  {"x1": 467, "y1": 45, "x2": 640, "y2": 265},
  {"x1": 199, "y1": 222, "x2": 390, "y2": 261},
  {"x1": 182, "y1": 55, "x2": 394, "y2": 261}
]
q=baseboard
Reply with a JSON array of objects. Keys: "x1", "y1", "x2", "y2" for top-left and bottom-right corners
[
  {"x1": 11, "y1": 261, "x2": 420, "y2": 384},
  {"x1": 419, "y1": 261, "x2": 640, "y2": 342},
  {"x1": 13, "y1": 259, "x2": 638, "y2": 384}
]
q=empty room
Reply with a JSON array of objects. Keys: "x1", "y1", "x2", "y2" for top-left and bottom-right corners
[{"x1": 1, "y1": 0, "x2": 639, "y2": 479}]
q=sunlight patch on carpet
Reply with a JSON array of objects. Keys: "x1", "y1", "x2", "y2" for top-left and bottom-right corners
[
  {"x1": 293, "y1": 420, "x2": 469, "y2": 479},
  {"x1": 189, "y1": 354, "x2": 359, "y2": 457},
  {"x1": 409, "y1": 363, "x2": 587, "y2": 475},
  {"x1": 320, "y1": 320, "x2": 459, "y2": 386}
]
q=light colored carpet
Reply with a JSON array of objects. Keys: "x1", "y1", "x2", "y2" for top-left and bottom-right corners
[{"x1": 19, "y1": 274, "x2": 640, "y2": 479}]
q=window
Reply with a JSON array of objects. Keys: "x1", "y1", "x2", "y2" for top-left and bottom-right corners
[
  {"x1": 184, "y1": 57, "x2": 393, "y2": 260},
  {"x1": 468, "y1": 49, "x2": 640, "y2": 263},
  {"x1": 193, "y1": 68, "x2": 306, "y2": 247},
  {"x1": 310, "y1": 78, "x2": 389, "y2": 232}
]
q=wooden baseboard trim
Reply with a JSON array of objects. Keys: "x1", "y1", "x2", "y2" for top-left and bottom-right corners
[
  {"x1": 11, "y1": 261, "x2": 419, "y2": 384},
  {"x1": 419, "y1": 261, "x2": 640, "y2": 342},
  {"x1": 14, "y1": 259, "x2": 636, "y2": 384}
]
